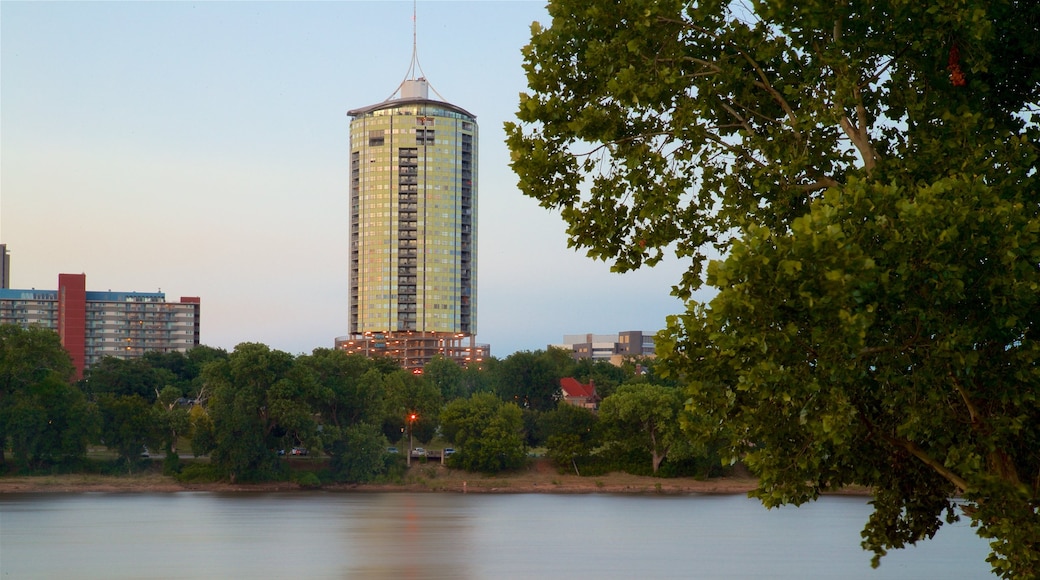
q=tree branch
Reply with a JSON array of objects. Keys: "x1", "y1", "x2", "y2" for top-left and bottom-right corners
[
  {"x1": 950, "y1": 374, "x2": 1021, "y2": 485},
  {"x1": 672, "y1": 18, "x2": 803, "y2": 140},
  {"x1": 839, "y1": 113, "x2": 878, "y2": 173},
  {"x1": 719, "y1": 100, "x2": 756, "y2": 136},
  {"x1": 797, "y1": 178, "x2": 841, "y2": 193},
  {"x1": 950, "y1": 374, "x2": 981, "y2": 426},
  {"x1": 885, "y1": 434, "x2": 971, "y2": 493}
]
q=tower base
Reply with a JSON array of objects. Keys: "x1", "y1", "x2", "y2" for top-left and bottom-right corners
[{"x1": 334, "y1": 331, "x2": 489, "y2": 371}]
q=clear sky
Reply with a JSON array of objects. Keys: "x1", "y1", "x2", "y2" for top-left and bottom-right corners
[{"x1": 1, "y1": 1, "x2": 705, "y2": 357}]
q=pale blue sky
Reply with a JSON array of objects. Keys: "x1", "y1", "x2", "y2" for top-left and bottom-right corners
[{"x1": 1, "y1": 1, "x2": 702, "y2": 357}]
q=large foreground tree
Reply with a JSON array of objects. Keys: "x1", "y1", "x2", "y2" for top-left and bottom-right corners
[{"x1": 507, "y1": 0, "x2": 1040, "y2": 576}]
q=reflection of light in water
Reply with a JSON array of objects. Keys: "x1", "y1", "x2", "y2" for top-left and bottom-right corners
[{"x1": 343, "y1": 493, "x2": 475, "y2": 579}]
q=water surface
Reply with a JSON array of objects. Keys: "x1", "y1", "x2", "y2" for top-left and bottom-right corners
[{"x1": 0, "y1": 492, "x2": 993, "y2": 579}]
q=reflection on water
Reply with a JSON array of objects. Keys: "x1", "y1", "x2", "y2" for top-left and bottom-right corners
[
  {"x1": 346, "y1": 493, "x2": 474, "y2": 579},
  {"x1": 0, "y1": 492, "x2": 992, "y2": 579}
]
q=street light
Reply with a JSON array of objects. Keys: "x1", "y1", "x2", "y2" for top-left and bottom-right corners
[{"x1": 408, "y1": 412, "x2": 418, "y2": 466}]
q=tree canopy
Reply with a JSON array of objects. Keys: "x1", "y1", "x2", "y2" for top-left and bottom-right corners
[
  {"x1": 599, "y1": 383, "x2": 688, "y2": 475},
  {"x1": 544, "y1": 403, "x2": 601, "y2": 474},
  {"x1": 440, "y1": 393, "x2": 526, "y2": 473},
  {"x1": 491, "y1": 349, "x2": 567, "y2": 411},
  {"x1": 199, "y1": 343, "x2": 317, "y2": 482},
  {"x1": 507, "y1": 0, "x2": 1040, "y2": 576},
  {"x1": 0, "y1": 325, "x2": 92, "y2": 472}
]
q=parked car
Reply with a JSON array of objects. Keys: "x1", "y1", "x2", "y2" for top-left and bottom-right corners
[
  {"x1": 413, "y1": 447, "x2": 426, "y2": 456},
  {"x1": 290, "y1": 447, "x2": 308, "y2": 456},
  {"x1": 443, "y1": 448, "x2": 455, "y2": 457},
  {"x1": 387, "y1": 446, "x2": 399, "y2": 454}
]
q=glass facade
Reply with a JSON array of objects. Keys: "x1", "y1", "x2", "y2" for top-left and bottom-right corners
[{"x1": 348, "y1": 93, "x2": 477, "y2": 338}]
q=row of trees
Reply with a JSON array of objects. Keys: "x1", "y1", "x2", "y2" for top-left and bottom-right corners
[{"x1": 0, "y1": 324, "x2": 716, "y2": 484}]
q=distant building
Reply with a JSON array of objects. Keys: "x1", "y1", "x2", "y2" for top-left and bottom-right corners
[
  {"x1": 0, "y1": 244, "x2": 10, "y2": 289},
  {"x1": 337, "y1": 24, "x2": 487, "y2": 371},
  {"x1": 560, "y1": 377, "x2": 599, "y2": 410},
  {"x1": 554, "y1": 331, "x2": 657, "y2": 363},
  {"x1": 0, "y1": 273, "x2": 200, "y2": 379}
]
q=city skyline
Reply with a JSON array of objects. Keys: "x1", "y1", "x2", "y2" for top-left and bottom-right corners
[{"x1": 0, "y1": 1, "x2": 708, "y2": 357}]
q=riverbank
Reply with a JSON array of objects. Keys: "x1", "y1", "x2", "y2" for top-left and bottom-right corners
[
  {"x1": 0, "y1": 459, "x2": 743, "y2": 494},
  {"x1": 0, "y1": 459, "x2": 870, "y2": 496}
]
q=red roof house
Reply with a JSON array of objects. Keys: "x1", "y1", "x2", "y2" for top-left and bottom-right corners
[{"x1": 560, "y1": 377, "x2": 600, "y2": 410}]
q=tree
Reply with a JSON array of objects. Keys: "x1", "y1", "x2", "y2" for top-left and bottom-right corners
[
  {"x1": 153, "y1": 385, "x2": 191, "y2": 456},
  {"x1": 422, "y1": 355, "x2": 465, "y2": 401},
  {"x1": 202, "y1": 343, "x2": 317, "y2": 482},
  {"x1": 297, "y1": 349, "x2": 401, "y2": 476},
  {"x1": 573, "y1": 358, "x2": 631, "y2": 400},
  {"x1": 440, "y1": 393, "x2": 526, "y2": 473},
  {"x1": 520, "y1": 408, "x2": 547, "y2": 448},
  {"x1": 326, "y1": 422, "x2": 389, "y2": 484},
  {"x1": 0, "y1": 325, "x2": 92, "y2": 471},
  {"x1": 507, "y1": 0, "x2": 1040, "y2": 575},
  {"x1": 460, "y1": 359, "x2": 494, "y2": 395},
  {"x1": 144, "y1": 347, "x2": 226, "y2": 400},
  {"x1": 492, "y1": 350, "x2": 563, "y2": 411},
  {"x1": 85, "y1": 357, "x2": 174, "y2": 403},
  {"x1": 189, "y1": 404, "x2": 215, "y2": 458},
  {"x1": 142, "y1": 351, "x2": 194, "y2": 389},
  {"x1": 599, "y1": 384, "x2": 688, "y2": 474},
  {"x1": 298, "y1": 349, "x2": 385, "y2": 429},
  {"x1": 184, "y1": 345, "x2": 229, "y2": 405},
  {"x1": 544, "y1": 403, "x2": 601, "y2": 474},
  {"x1": 96, "y1": 393, "x2": 155, "y2": 468},
  {"x1": 5, "y1": 373, "x2": 95, "y2": 472},
  {"x1": 384, "y1": 369, "x2": 442, "y2": 446}
]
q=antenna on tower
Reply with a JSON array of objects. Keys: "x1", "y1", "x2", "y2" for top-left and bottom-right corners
[{"x1": 387, "y1": 0, "x2": 448, "y2": 102}]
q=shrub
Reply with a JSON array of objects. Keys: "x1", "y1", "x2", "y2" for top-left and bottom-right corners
[
  {"x1": 295, "y1": 471, "x2": 322, "y2": 489},
  {"x1": 175, "y1": 463, "x2": 222, "y2": 483},
  {"x1": 162, "y1": 452, "x2": 182, "y2": 476}
]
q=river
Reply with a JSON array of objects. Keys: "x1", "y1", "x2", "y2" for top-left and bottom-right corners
[{"x1": 0, "y1": 492, "x2": 993, "y2": 579}]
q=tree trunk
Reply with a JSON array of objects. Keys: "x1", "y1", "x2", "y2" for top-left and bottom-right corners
[{"x1": 652, "y1": 451, "x2": 664, "y2": 474}]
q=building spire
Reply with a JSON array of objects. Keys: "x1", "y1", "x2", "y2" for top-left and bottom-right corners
[
  {"x1": 387, "y1": 0, "x2": 447, "y2": 102},
  {"x1": 411, "y1": 0, "x2": 419, "y2": 75}
]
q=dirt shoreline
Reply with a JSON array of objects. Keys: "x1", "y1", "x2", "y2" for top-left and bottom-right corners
[{"x1": 0, "y1": 461, "x2": 872, "y2": 496}]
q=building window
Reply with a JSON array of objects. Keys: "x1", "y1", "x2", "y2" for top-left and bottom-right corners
[{"x1": 416, "y1": 128, "x2": 435, "y2": 145}]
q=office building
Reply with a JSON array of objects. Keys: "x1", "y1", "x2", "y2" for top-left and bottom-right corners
[
  {"x1": 0, "y1": 273, "x2": 200, "y2": 378},
  {"x1": 555, "y1": 331, "x2": 657, "y2": 363},
  {"x1": 337, "y1": 67, "x2": 487, "y2": 370}
]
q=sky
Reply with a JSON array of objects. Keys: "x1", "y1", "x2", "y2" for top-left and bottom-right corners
[{"x1": 1, "y1": 1, "x2": 710, "y2": 358}]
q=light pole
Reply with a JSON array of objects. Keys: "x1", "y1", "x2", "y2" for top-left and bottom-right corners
[{"x1": 408, "y1": 412, "x2": 417, "y2": 466}]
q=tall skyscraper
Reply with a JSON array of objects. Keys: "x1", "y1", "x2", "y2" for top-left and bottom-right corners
[{"x1": 337, "y1": 72, "x2": 487, "y2": 370}]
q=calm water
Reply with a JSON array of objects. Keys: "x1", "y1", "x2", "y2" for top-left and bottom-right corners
[{"x1": 0, "y1": 492, "x2": 993, "y2": 579}]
